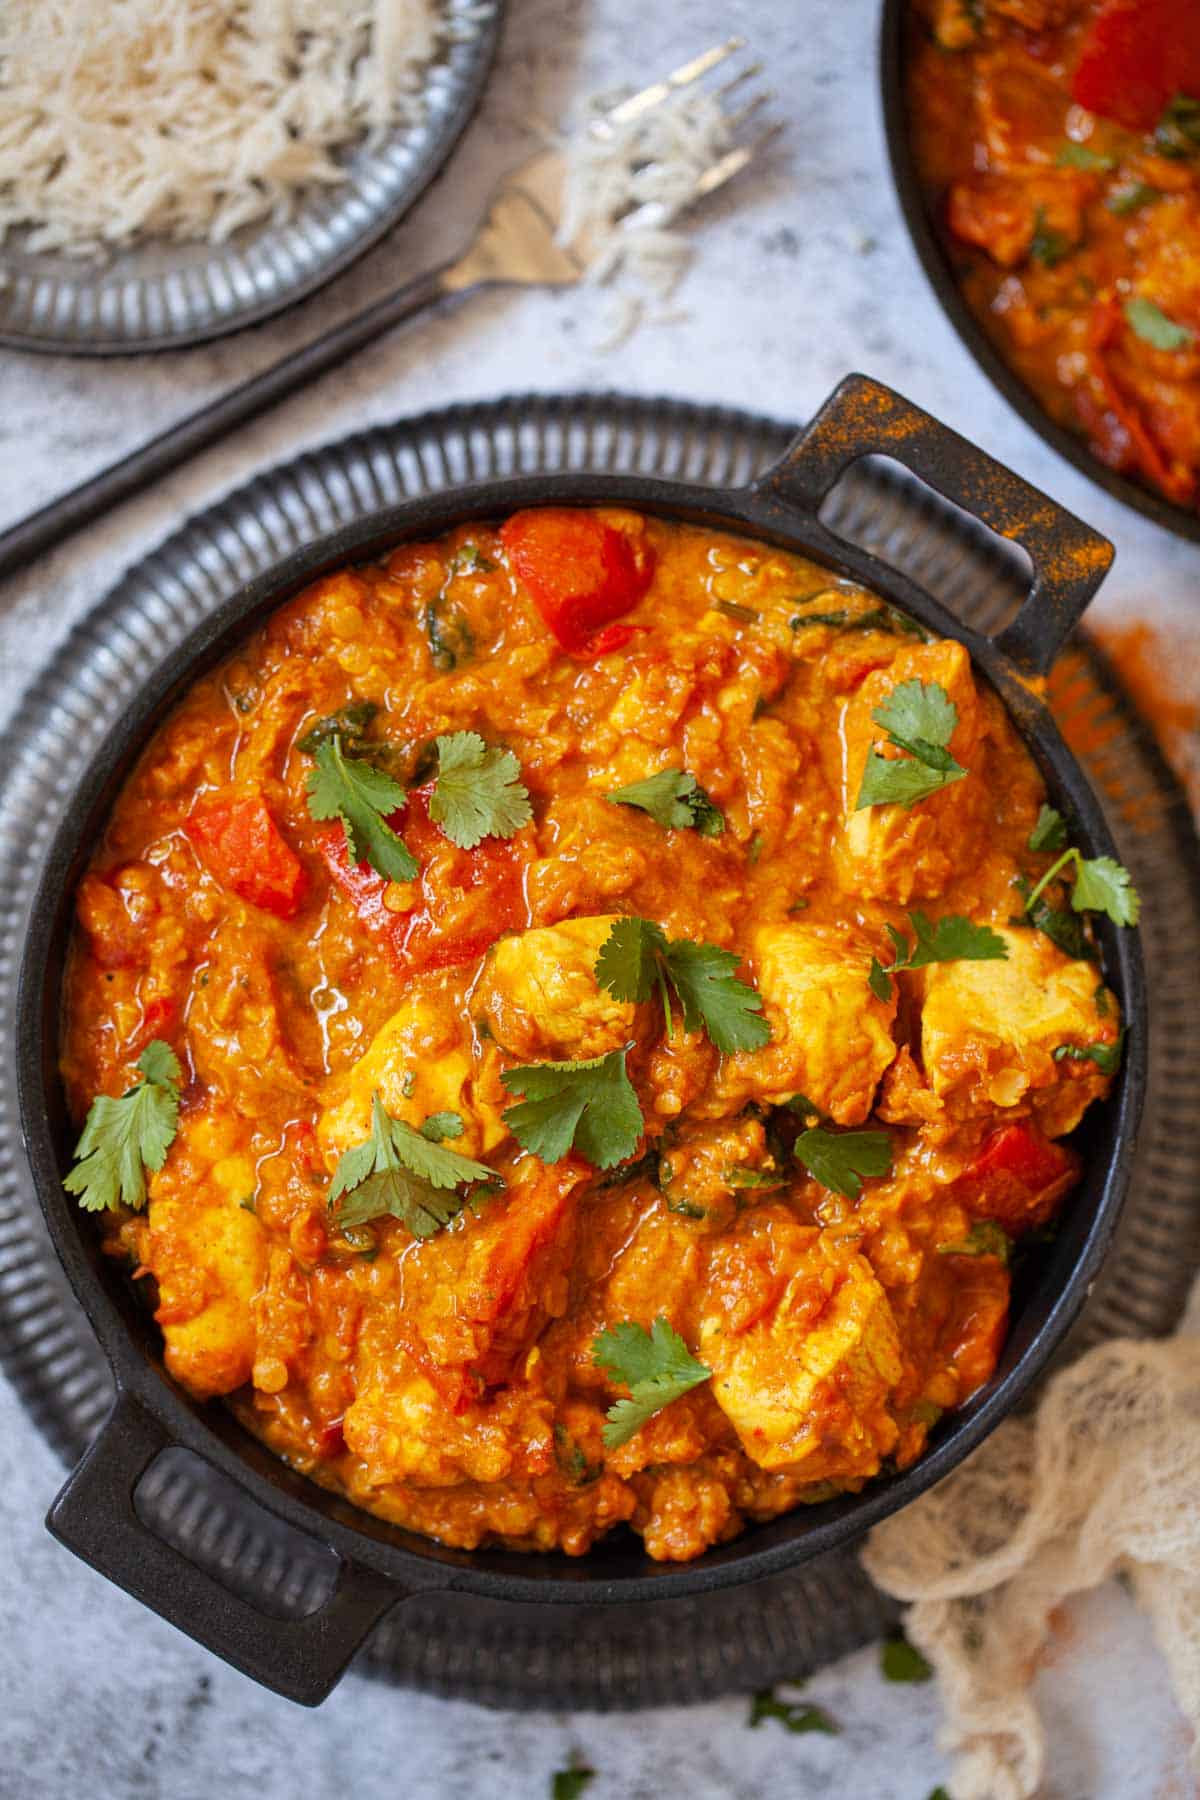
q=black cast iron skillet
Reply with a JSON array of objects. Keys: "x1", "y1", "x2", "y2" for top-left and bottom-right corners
[
  {"x1": 880, "y1": 0, "x2": 1200, "y2": 545},
  {"x1": 17, "y1": 375, "x2": 1146, "y2": 1705}
]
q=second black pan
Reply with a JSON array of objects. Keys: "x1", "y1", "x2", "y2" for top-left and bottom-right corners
[{"x1": 880, "y1": 0, "x2": 1200, "y2": 545}]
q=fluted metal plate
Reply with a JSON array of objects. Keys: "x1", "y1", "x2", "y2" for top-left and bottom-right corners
[
  {"x1": 1, "y1": 394, "x2": 1197, "y2": 1707},
  {"x1": 0, "y1": 0, "x2": 502, "y2": 356}
]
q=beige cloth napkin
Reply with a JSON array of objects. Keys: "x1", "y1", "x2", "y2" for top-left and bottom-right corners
[{"x1": 862, "y1": 1278, "x2": 1200, "y2": 1800}]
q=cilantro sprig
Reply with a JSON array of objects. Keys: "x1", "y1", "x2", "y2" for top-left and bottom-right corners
[
  {"x1": 327, "y1": 1092, "x2": 498, "y2": 1236},
  {"x1": 64, "y1": 1041, "x2": 182, "y2": 1214},
  {"x1": 501, "y1": 1045, "x2": 643, "y2": 1170},
  {"x1": 606, "y1": 767, "x2": 725, "y2": 837},
  {"x1": 1022, "y1": 817, "x2": 1140, "y2": 929},
  {"x1": 855, "y1": 680, "x2": 967, "y2": 811},
  {"x1": 794, "y1": 1125, "x2": 892, "y2": 1200},
  {"x1": 592, "y1": 1316, "x2": 711, "y2": 1448},
  {"x1": 868, "y1": 911, "x2": 1008, "y2": 1002},
  {"x1": 595, "y1": 916, "x2": 769, "y2": 1054},
  {"x1": 305, "y1": 732, "x2": 416, "y2": 881},
  {"x1": 428, "y1": 730, "x2": 532, "y2": 850}
]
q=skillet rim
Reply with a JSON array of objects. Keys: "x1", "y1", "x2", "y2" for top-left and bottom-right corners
[{"x1": 14, "y1": 437, "x2": 1145, "y2": 1616}]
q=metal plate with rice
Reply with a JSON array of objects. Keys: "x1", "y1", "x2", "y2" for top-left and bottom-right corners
[{"x1": 0, "y1": 0, "x2": 503, "y2": 356}]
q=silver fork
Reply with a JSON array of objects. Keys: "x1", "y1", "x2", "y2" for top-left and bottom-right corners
[{"x1": 0, "y1": 40, "x2": 776, "y2": 583}]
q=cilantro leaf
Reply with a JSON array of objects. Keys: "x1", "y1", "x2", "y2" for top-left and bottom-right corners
[
  {"x1": 795, "y1": 1126, "x2": 892, "y2": 1200},
  {"x1": 428, "y1": 730, "x2": 532, "y2": 850},
  {"x1": 1028, "y1": 804, "x2": 1068, "y2": 853},
  {"x1": 869, "y1": 911, "x2": 1008, "y2": 999},
  {"x1": 305, "y1": 733, "x2": 416, "y2": 881},
  {"x1": 297, "y1": 700, "x2": 377, "y2": 757},
  {"x1": 857, "y1": 754, "x2": 961, "y2": 809},
  {"x1": 1124, "y1": 297, "x2": 1193, "y2": 352},
  {"x1": 501, "y1": 1046, "x2": 643, "y2": 1170},
  {"x1": 727, "y1": 1166, "x2": 781, "y2": 1189},
  {"x1": 789, "y1": 600, "x2": 928, "y2": 639},
  {"x1": 663, "y1": 939, "x2": 770, "y2": 1053},
  {"x1": 748, "y1": 1690, "x2": 840, "y2": 1734},
  {"x1": 873, "y1": 679, "x2": 958, "y2": 749},
  {"x1": 938, "y1": 1220, "x2": 1011, "y2": 1264},
  {"x1": 1056, "y1": 141, "x2": 1115, "y2": 172},
  {"x1": 855, "y1": 680, "x2": 967, "y2": 811},
  {"x1": 1155, "y1": 93, "x2": 1200, "y2": 159},
  {"x1": 420, "y1": 1111, "x2": 465, "y2": 1141},
  {"x1": 595, "y1": 917, "x2": 769, "y2": 1054},
  {"x1": 592, "y1": 1316, "x2": 711, "y2": 1448},
  {"x1": 551, "y1": 1761, "x2": 595, "y2": 1800},
  {"x1": 606, "y1": 767, "x2": 725, "y2": 836},
  {"x1": 63, "y1": 1040, "x2": 182, "y2": 1214},
  {"x1": 1030, "y1": 206, "x2": 1071, "y2": 267},
  {"x1": 1054, "y1": 1034, "x2": 1124, "y2": 1077},
  {"x1": 1071, "y1": 854, "x2": 1140, "y2": 924},
  {"x1": 595, "y1": 915, "x2": 669, "y2": 1005},
  {"x1": 327, "y1": 1093, "x2": 497, "y2": 1236},
  {"x1": 1024, "y1": 847, "x2": 1140, "y2": 929},
  {"x1": 880, "y1": 1634, "x2": 935, "y2": 1682}
]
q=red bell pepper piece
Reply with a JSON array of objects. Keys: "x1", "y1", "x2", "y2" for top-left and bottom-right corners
[
  {"x1": 1072, "y1": 0, "x2": 1200, "y2": 134},
  {"x1": 185, "y1": 794, "x2": 308, "y2": 920},
  {"x1": 318, "y1": 786, "x2": 524, "y2": 975},
  {"x1": 956, "y1": 1122, "x2": 1079, "y2": 1235},
  {"x1": 966, "y1": 1123, "x2": 1073, "y2": 1192},
  {"x1": 500, "y1": 509, "x2": 655, "y2": 654},
  {"x1": 1083, "y1": 299, "x2": 1197, "y2": 505}
]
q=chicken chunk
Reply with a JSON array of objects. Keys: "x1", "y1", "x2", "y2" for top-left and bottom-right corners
[
  {"x1": 699, "y1": 1212, "x2": 903, "y2": 1479},
  {"x1": 918, "y1": 925, "x2": 1119, "y2": 1131},
  {"x1": 475, "y1": 914, "x2": 642, "y2": 1061},
  {"x1": 140, "y1": 1138, "x2": 267, "y2": 1399},
  {"x1": 837, "y1": 641, "x2": 991, "y2": 904},
  {"x1": 318, "y1": 970, "x2": 506, "y2": 1163},
  {"x1": 700, "y1": 924, "x2": 897, "y2": 1125}
]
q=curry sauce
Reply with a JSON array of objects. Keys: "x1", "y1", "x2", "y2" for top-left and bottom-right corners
[{"x1": 60, "y1": 509, "x2": 1120, "y2": 1561}]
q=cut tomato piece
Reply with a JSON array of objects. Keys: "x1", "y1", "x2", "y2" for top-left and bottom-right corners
[
  {"x1": 318, "y1": 786, "x2": 525, "y2": 975},
  {"x1": 958, "y1": 1122, "x2": 1078, "y2": 1233},
  {"x1": 1071, "y1": 0, "x2": 1200, "y2": 134},
  {"x1": 184, "y1": 794, "x2": 308, "y2": 920},
  {"x1": 500, "y1": 508, "x2": 655, "y2": 653}
]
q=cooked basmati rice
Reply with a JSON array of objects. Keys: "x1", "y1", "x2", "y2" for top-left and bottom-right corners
[
  {"x1": 556, "y1": 86, "x2": 734, "y2": 345},
  {"x1": 0, "y1": 1, "x2": 449, "y2": 255}
]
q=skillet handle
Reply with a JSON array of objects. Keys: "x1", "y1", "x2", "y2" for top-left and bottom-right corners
[
  {"x1": 751, "y1": 373, "x2": 1114, "y2": 675},
  {"x1": 47, "y1": 1390, "x2": 426, "y2": 1705}
]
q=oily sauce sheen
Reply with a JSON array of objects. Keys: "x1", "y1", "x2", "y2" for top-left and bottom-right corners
[{"x1": 61, "y1": 509, "x2": 1119, "y2": 1561}]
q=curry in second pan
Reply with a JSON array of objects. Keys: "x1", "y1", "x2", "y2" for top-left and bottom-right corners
[
  {"x1": 61, "y1": 507, "x2": 1129, "y2": 1561},
  {"x1": 908, "y1": 0, "x2": 1200, "y2": 512}
]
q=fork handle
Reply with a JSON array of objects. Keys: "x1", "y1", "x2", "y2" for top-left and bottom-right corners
[{"x1": 0, "y1": 262, "x2": 456, "y2": 586}]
